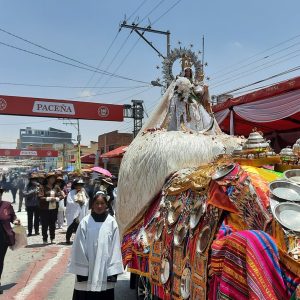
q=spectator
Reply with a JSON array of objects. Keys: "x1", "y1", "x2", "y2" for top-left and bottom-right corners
[{"x1": 68, "y1": 192, "x2": 123, "y2": 300}]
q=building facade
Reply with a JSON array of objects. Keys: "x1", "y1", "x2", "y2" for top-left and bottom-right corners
[
  {"x1": 19, "y1": 127, "x2": 73, "y2": 149},
  {"x1": 98, "y1": 131, "x2": 133, "y2": 175}
]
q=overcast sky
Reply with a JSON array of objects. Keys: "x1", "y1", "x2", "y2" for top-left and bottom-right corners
[{"x1": 0, "y1": 0, "x2": 299, "y2": 147}]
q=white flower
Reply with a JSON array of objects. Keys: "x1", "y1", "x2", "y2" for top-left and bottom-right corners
[{"x1": 175, "y1": 77, "x2": 192, "y2": 99}]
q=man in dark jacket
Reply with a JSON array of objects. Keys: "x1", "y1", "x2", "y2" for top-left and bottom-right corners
[{"x1": 23, "y1": 174, "x2": 40, "y2": 236}]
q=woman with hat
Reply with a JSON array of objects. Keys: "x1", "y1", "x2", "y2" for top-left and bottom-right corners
[
  {"x1": 23, "y1": 173, "x2": 40, "y2": 236},
  {"x1": 39, "y1": 173, "x2": 63, "y2": 244},
  {"x1": 65, "y1": 178, "x2": 89, "y2": 244},
  {"x1": 0, "y1": 183, "x2": 20, "y2": 294},
  {"x1": 55, "y1": 176, "x2": 66, "y2": 229},
  {"x1": 68, "y1": 192, "x2": 123, "y2": 300},
  {"x1": 100, "y1": 178, "x2": 115, "y2": 216}
]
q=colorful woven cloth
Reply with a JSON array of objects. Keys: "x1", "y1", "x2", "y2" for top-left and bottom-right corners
[{"x1": 209, "y1": 230, "x2": 292, "y2": 300}]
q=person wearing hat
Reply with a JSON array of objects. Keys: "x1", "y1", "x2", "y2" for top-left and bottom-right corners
[
  {"x1": 0, "y1": 183, "x2": 20, "y2": 294},
  {"x1": 39, "y1": 173, "x2": 64, "y2": 244},
  {"x1": 55, "y1": 176, "x2": 66, "y2": 229},
  {"x1": 68, "y1": 192, "x2": 123, "y2": 300},
  {"x1": 23, "y1": 173, "x2": 40, "y2": 236},
  {"x1": 100, "y1": 178, "x2": 115, "y2": 216},
  {"x1": 65, "y1": 178, "x2": 89, "y2": 244}
]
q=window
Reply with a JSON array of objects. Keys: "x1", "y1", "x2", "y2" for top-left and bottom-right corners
[{"x1": 108, "y1": 145, "x2": 115, "y2": 151}]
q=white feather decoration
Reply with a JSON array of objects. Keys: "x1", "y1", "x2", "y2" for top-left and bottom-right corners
[{"x1": 116, "y1": 130, "x2": 243, "y2": 235}]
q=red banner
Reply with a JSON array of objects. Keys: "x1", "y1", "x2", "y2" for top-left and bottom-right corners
[
  {"x1": 0, "y1": 95, "x2": 124, "y2": 121},
  {"x1": 0, "y1": 149, "x2": 58, "y2": 157}
]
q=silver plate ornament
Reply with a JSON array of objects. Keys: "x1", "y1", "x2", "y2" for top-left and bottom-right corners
[
  {"x1": 196, "y1": 225, "x2": 211, "y2": 253},
  {"x1": 273, "y1": 202, "x2": 300, "y2": 232},
  {"x1": 154, "y1": 219, "x2": 164, "y2": 241},
  {"x1": 174, "y1": 224, "x2": 188, "y2": 246},
  {"x1": 189, "y1": 202, "x2": 205, "y2": 229},
  {"x1": 211, "y1": 164, "x2": 236, "y2": 181},
  {"x1": 283, "y1": 169, "x2": 300, "y2": 185},
  {"x1": 269, "y1": 180, "x2": 300, "y2": 202},
  {"x1": 180, "y1": 268, "x2": 191, "y2": 299},
  {"x1": 160, "y1": 258, "x2": 170, "y2": 284}
]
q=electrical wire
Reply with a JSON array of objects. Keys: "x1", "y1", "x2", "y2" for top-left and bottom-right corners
[
  {"x1": 209, "y1": 40, "x2": 300, "y2": 83},
  {"x1": 139, "y1": 0, "x2": 167, "y2": 24},
  {"x1": 215, "y1": 65, "x2": 300, "y2": 96},
  {"x1": 91, "y1": 32, "x2": 133, "y2": 88},
  {"x1": 208, "y1": 33, "x2": 300, "y2": 78},
  {"x1": 69, "y1": 85, "x2": 150, "y2": 99},
  {"x1": 100, "y1": 36, "x2": 143, "y2": 89},
  {"x1": 0, "y1": 40, "x2": 150, "y2": 84},
  {"x1": 0, "y1": 119, "x2": 60, "y2": 126},
  {"x1": 114, "y1": 86, "x2": 154, "y2": 104},
  {"x1": 0, "y1": 82, "x2": 149, "y2": 89},
  {"x1": 211, "y1": 50, "x2": 300, "y2": 89},
  {"x1": 127, "y1": 0, "x2": 149, "y2": 21},
  {"x1": 82, "y1": 30, "x2": 120, "y2": 89},
  {"x1": 152, "y1": 0, "x2": 183, "y2": 25}
]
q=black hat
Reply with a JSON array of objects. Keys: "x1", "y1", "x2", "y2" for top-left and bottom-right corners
[{"x1": 73, "y1": 178, "x2": 84, "y2": 185}]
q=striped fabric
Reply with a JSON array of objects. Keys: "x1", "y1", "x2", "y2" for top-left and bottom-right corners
[{"x1": 209, "y1": 230, "x2": 292, "y2": 300}]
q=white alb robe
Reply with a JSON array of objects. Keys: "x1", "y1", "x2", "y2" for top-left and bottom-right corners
[
  {"x1": 65, "y1": 189, "x2": 89, "y2": 227},
  {"x1": 68, "y1": 214, "x2": 124, "y2": 291}
]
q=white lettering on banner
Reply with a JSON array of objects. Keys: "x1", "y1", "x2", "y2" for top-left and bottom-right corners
[
  {"x1": 20, "y1": 151, "x2": 38, "y2": 156},
  {"x1": 32, "y1": 101, "x2": 75, "y2": 115}
]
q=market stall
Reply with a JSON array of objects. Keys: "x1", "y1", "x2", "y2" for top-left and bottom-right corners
[{"x1": 213, "y1": 76, "x2": 300, "y2": 151}]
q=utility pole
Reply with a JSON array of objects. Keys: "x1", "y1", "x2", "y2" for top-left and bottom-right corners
[
  {"x1": 120, "y1": 22, "x2": 171, "y2": 58},
  {"x1": 63, "y1": 119, "x2": 81, "y2": 171}
]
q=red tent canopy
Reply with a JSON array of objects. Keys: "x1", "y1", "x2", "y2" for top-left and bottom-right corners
[
  {"x1": 71, "y1": 153, "x2": 95, "y2": 164},
  {"x1": 100, "y1": 146, "x2": 128, "y2": 159},
  {"x1": 213, "y1": 76, "x2": 300, "y2": 150}
]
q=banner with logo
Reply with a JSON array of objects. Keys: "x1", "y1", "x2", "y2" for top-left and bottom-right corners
[
  {"x1": 0, "y1": 149, "x2": 58, "y2": 157},
  {"x1": 0, "y1": 95, "x2": 124, "y2": 121}
]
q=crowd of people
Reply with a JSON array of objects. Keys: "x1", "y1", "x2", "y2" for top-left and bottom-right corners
[{"x1": 0, "y1": 170, "x2": 122, "y2": 299}]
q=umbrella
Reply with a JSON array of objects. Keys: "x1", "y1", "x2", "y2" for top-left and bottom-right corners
[{"x1": 91, "y1": 167, "x2": 112, "y2": 177}]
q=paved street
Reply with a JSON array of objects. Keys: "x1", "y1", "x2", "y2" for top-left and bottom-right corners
[{"x1": 1, "y1": 192, "x2": 136, "y2": 300}]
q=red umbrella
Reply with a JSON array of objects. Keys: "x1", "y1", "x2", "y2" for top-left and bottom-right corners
[{"x1": 91, "y1": 166, "x2": 112, "y2": 177}]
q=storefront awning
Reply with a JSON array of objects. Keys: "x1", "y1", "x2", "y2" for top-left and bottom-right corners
[{"x1": 101, "y1": 146, "x2": 128, "y2": 159}]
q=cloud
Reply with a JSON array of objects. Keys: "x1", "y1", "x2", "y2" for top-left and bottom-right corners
[
  {"x1": 233, "y1": 41, "x2": 243, "y2": 48},
  {"x1": 79, "y1": 90, "x2": 94, "y2": 98}
]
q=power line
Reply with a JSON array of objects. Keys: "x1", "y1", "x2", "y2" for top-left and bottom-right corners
[
  {"x1": 211, "y1": 49, "x2": 300, "y2": 89},
  {"x1": 114, "y1": 86, "x2": 154, "y2": 104},
  {"x1": 209, "y1": 40, "x2": 300, "y2": 82},
  {"x1": 0, "y1": 119, "x2": 60, "y2": 126},
  {"x1": 127, "y1": 0, "x2": 149, "y2": 21},
  {"x1": 69, "y1": 85, "x2": 150, "y2": 100},
  {"x1": 91, "y1": 32, "x2": 133, "y2": 88},
  {"x1": 208, "y1": 33, "x2": 300, "y2": 79},
  {"x1": 139, "y1": 0, "x2": 167, "y2": 24},
  {"x1": 0, "y1": 40, "x2": 150, "y2": 84},
  {"x1": 82, "y1": 30, "x2": 120, "y2": 90},
  {"x1": 216, "y1": 65, "x2": 300, "y2": 96},
  {"x1": 100, "y1": 36, "x2": 142, "y2": 89},
  {"x1": 0, "y1": 82, "x2": 148, "y2": 89},
  {"x1": 152, "y1": 0, "x2": 183, "y2": 25}
]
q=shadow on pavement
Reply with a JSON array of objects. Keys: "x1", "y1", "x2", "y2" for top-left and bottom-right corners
[
  {"x1": 57, "y1": 242, "x2": 73, "y2": 246},
  {"x1": 0, "y1": 282, "x2": 17, "y2": 291},
  {"x1": 26, "y1": 243, "x2": 49, "y2": 248}
]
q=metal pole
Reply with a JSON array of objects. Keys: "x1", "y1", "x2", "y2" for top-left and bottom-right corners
[
  {"x1": 167, "y1": 31, "x2": 171, "y2": 57},
  {"x1": 76, "y1": 119, "x2": 81, "y2": 171}
]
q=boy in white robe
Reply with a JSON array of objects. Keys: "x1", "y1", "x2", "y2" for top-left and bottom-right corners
[{"x1": 68, "y1": 191, "x2": 124, "y2": 300}]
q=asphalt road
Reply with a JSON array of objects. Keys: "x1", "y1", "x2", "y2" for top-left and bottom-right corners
[{"x1": 1, "y1": 191, "x2": 136, "y2": 300}]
